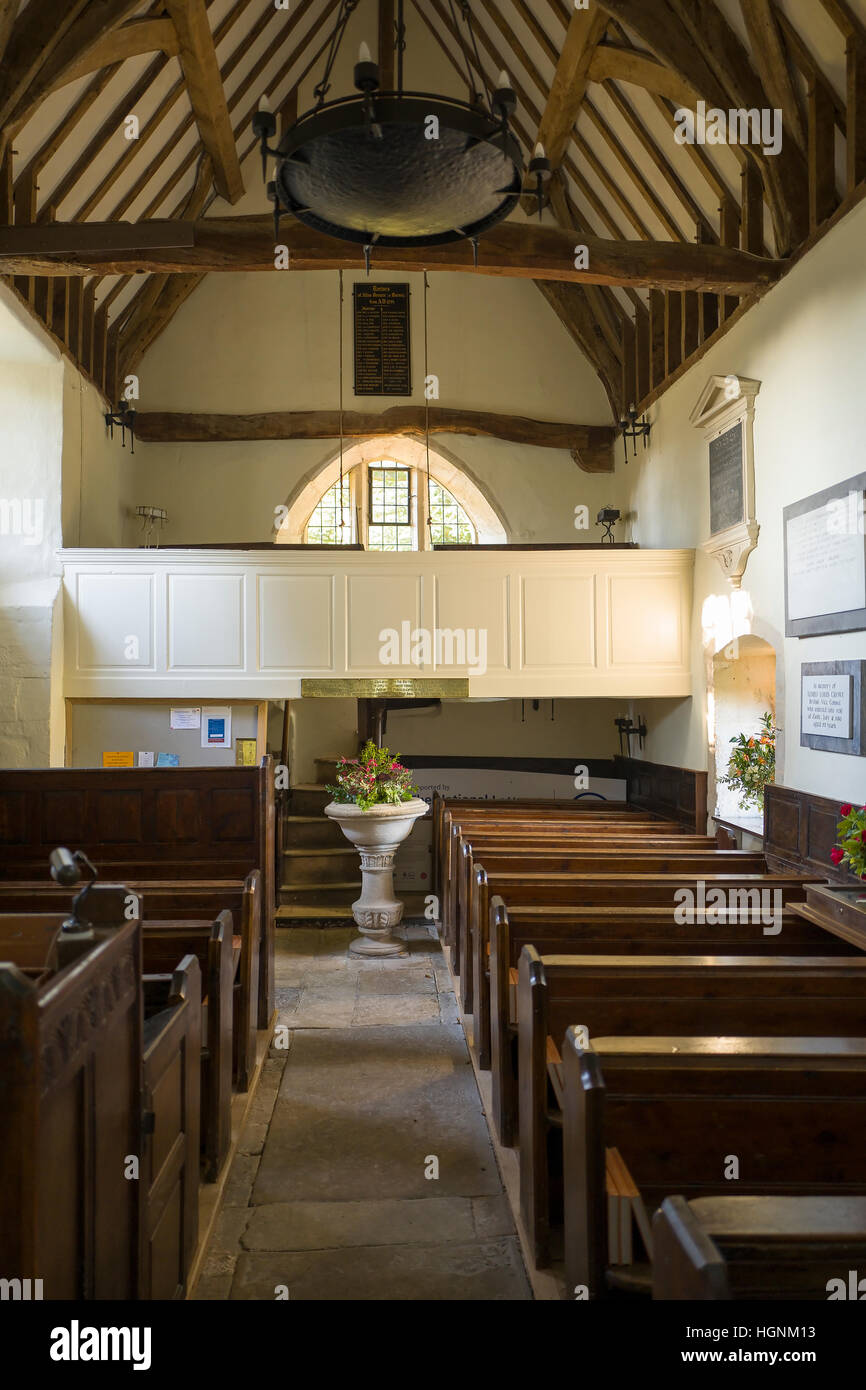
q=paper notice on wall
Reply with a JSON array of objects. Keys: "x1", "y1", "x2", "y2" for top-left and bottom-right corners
[
  {"x1": 170, "y1": 707, "x2": 201, "y2": 730},
  {"x1": 137, "y1": 751, "x2": 155, "y2": 767},
  {"x1": 156, "y1": 752, "x2": 180, "y2": 767},
  {"x1": 201, "y1": 706, "x2": 231, "y2": 748},
  {"x1": 103, "y1": 751, "x2": 134, "y2": 767}
]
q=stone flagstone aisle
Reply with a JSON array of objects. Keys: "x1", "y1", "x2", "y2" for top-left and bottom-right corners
[{"x1": 193, "y1": 923, "x2": 532, "y2": 1301}]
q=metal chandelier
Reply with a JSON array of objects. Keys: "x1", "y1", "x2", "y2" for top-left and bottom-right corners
[{"x1": 252, "y1": 0, "x2": 532, "y2": 261}]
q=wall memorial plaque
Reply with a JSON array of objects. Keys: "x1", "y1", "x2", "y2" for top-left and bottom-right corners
[
  {"x1": 800, "y1": 661, "x2": 866, "y2": 756},
  {"x1": 709, "y1": 422, "x2": 745, "y2": 536},
  {"x1": 690, "y1": 375, "x2": 761, "y2": 587},
  {"x1": 784, "y1": 473, "x2": 866, "y2": 637},
  {"x1": 353, "y1": 283, "x2": 411, "y2": 396}
]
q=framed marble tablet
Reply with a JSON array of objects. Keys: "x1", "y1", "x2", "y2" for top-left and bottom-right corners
[
  {"x1": 800, "y1": 661, "x2": 865, "y2": 756},
  {"x1": 784, "y1": 474, "x2": 866, "y2": 637}
]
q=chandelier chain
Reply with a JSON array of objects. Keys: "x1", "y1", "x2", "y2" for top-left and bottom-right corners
[
  {"x1": 459, "y1": 1, "x2": 490, "y2": 105},
  {"x1": 446, "y1": 0, "x2": 475, "y2": 102},
  {"x1": 424, "y1": 272, "x2": 432, "y2": 545},
  {"x1": 315, "y1": 0, "x2": 360, "y2": 107},
  {"x1": 338, "y1": 269, "x2": 345, "y2": 536}
]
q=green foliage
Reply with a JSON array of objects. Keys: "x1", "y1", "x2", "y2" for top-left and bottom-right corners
[
  {"x1": 327, "y1": 741, "x2": 419, "y2": 811},
  {"x1": 718, "y1": 711, "x2": 776, "y2": 811},
  {"x1": 832, "y1": 804, "x2": 866, "y2": 879}
]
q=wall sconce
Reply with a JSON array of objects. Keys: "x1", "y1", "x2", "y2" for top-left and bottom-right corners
[
  {"x1": 597, "y1": 506, "x2": 621, "y2": 543},
  {"x1": 136, "y1": 505, "x2": 167, "y2": 548},
  {"x1": 105, "y1": 399, "x2": 137, "y2": 453},
  {"x1": 615, "y1": 713, "x2": 647, "y2": 757},
  {"x1": 619, "y1": 403, "x2": 650, "y2": 464}
]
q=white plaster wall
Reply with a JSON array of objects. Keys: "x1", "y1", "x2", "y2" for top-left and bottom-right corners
[
  {"x1": 62, "y1": 365, "x2": 134, "y2": 547},
  {"x1": 625, "y1": 198, "x2": 866, "y2": 803},
  {"x1": 122, "y1": 268, "x2": 622, "y2": 545},
  {"x1": 0, "y1": 286, "x2": 66, "y2": 765}
]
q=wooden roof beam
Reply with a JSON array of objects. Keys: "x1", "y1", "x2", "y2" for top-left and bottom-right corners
[
  {"x1": 42, "y1": 18, "x2": 180, "y2": 97},
  {"x1": 588, "y1": 43, "x2": 697, "y2": 110},
  {"x1": 596, "y1": 0, "x2": 808, "y2": 253},
  {"x1": 530, "y1": 4, "x2": 609, "y2": 171},
  {"x1": 164, "y1": 0, "x2": 244, "y2": 204},
  {"x1": 9, "y1": 2, "x2": 158, "y2": 129},
  {"x1": 0, "y1": 1, "x2": 18, "y2": 66},
  {"x1": 0, "y1": 0, "x2": 90, "y2": 138},
  {"x1": 0, "y1": 217, "x2": 783, "y2": 293},
  {"x1": 134, "y1": 408, "x2": 617, "y2": 472},
  {"x1": 740, "y1": 0, "x2": 807, "y2": 152}
]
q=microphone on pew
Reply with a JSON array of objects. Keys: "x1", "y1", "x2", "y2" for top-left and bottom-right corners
[
  {"x1": 50, "y1": 846, "x2": 85, "y2": 886},
  {"x1": 49, "y1": 848, "x2": 99, "y2": 931}
]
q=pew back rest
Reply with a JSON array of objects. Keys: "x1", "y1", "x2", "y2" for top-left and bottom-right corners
[
  {"x1": 540, "y1": 953, "x2": 866, "y2": 1047},
  {"x1": 652, "y1": 1194, "x2": 866, "y2": 1300}
]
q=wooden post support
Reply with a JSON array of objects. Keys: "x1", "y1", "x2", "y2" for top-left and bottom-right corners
[
  {"x1": 648, "y1": 289, "x2": 665, "y2": 393},
  {"x1": 620, "y1": 317, "x2": 636, "y2": 420},
  {"x1": 740, "y1": 162, "x2": 764, "y2": 255},
  {"x1": 719, "y1": 196, "x2": 741, "y2": 322},
  {"x1": 809, "y1": 75, "x2": 837, "y2": 230},
  {"x1": 682, "y1": 291, "x2": 700, "y2": 360},
  {"x1": 635, "y1": 305, "x2": 650, "y2": 404},
  {"x1": 847, "y1": 34, "x2": 866, "y2": 194},
  {"x1": 665, "y1": 292, "x2": 683, "y2": 376}
]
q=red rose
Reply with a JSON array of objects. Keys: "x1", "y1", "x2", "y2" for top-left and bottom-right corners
[
  {"x1": 830, "y1": 847, "x2": 845, "y2": 865},
  {"x1": 861, "y1": 832, "x2": 866, "y2": 844},
  {"x1": 841, "y1": 803, "x2": 853, "y2": 816}
]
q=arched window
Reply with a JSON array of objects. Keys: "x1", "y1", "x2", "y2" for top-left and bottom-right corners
[{"x1": 304, "y1": 460, "x2": 477, "y2": 549}]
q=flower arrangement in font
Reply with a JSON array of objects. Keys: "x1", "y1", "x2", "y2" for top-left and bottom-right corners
[{"x1": 327, "y1": 741, "x2": 419, "y2": 811}]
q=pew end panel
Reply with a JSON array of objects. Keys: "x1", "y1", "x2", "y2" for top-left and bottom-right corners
[
  {"x1": 562, "y1": 1026, "x2": 609, "y2": 1301},
  {"x1": 140, "y1": 955, "x2": 202, "y2": 1299},
  {"x1": 489, "y1": 895, "x2": 516, "y2": 1147},
  {"x1": 0, "y1": 917, "x2": 143, "y2": 1299},
  {"x1": 653, "y1": 1194, "x2": 866, "y2": 1300},
  {"x1": 651, "y1": 1196, "x2": 731, "y2": 1300}
]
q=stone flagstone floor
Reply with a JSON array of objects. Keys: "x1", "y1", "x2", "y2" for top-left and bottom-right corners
[{"x1": 193, "y1": 922, "x2": 532, "y2": 1301}]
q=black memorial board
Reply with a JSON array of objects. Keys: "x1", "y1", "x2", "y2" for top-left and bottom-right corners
[
  {"x1": 353, "y1": 283, "x2": 411, "y2": 396},
  {"x1": 709, "y1": 421, "x2": 745, "y2": 535}
]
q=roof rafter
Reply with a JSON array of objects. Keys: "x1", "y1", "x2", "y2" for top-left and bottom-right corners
[
  {"x1": 0, "y1": 0, "x2": 91, "y2": 145},
  {"x1": 740, "y1": 0, "x2": 806, "y2": 152},
  {"x1": 9, "y1": 1, "x2": 153, "y2": 130},
  {"x1": 164, "y1": 0, "x2": 244, "y2": 204},
  {"x1": 596, "y1": 0, "x2": 808, "y2": 253},
  {"x1": 531, "y1": 4, "x2": 608, "y2": 169}
]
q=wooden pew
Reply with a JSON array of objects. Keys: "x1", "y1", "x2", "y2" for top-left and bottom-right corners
[
  {"x1": 0, "y1": 869, "x2": 261, "y2": 1096},
  {"x1": 0, "y1": 913, "x2": 144, "y2": 1298},
  {"x1": 435, "y1": 797, "x2": 672, "y2": 907},
  {"x1": 445, "y1": 822, "x2": 718, "y2": 963},
  {"x1": 0, "y1": 760, "x2": 276, "y2": 1029},
  {"x1": 468, "y1": 865, "x2": 825, "y2": 1054},
  {"x1": 140, "y1": 956, "x2": 202, "y2": 1298},
  {"x1": 457, "y1": 844, "x2": 766, "y2": 1008},
  {"x1": 652, "y1": 1194, "x2": 866, "y2": 1300},
  {"x1": 487, "y1": 897, "x2": 859, "y2": 1144},
  {"x1": 522, "y1": 951, "x2": 866, "y2": 1269},
  {"x1": 0, "y1": 908, "x2": 234, "y2": 1182},
  {"x1": 561, "y1": 1032, "x2": 866, "y2": 1299}
]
